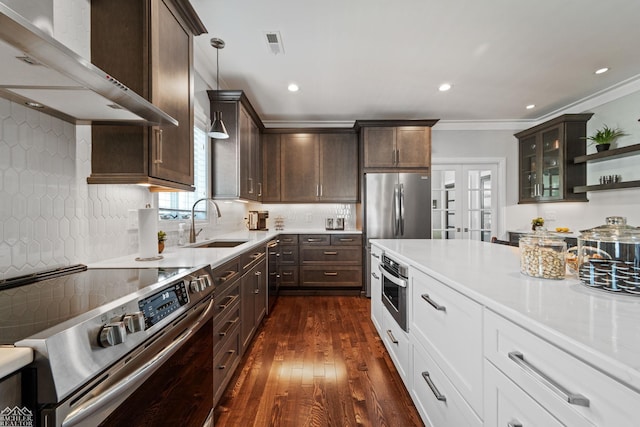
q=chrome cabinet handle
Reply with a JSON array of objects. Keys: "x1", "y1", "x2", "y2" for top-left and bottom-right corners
[
  {"x1": 386, "y1": 329, "x2": 398, "y2": 344},
  {"x1": 217, "y1": 294, "x2": 239, "y2": 310},
  {"x1": 254, "y1": 271, "x2": 261, "y2": 293},
  {"x1": 153, "y1": 128, "x2": 163, "y2": 164},
  {"x1": 307, "y1": 238, "x2": 322, "y2": 242},
  {"x1": 218, "y1": 317, "x2": 239, "y2": 337},
  {"x1": 282, "y1": 271, "x2": 293, "y2": 276},
  {"x1": 339, "y1": 238, "x2": 354, "y2": 242},
  {"x1": 248, "y1": 177, "x2": 254, "y2": 194},
  {"x1": 216, "y1": 270, "x2": 236, "y2": 283},
  {"x1": 217, "y1": 350, "x2": 236, "y2": 369},
  {"x1": 421, "y1": 294, "x2": 446, "y2": 312},
  {"x1": 422, "y1": 371, "x2": 446, "y2": 402},
  {"x1": 508, "y1": 351, "x2": 590, "y2": 407},
  {"x1": 258, "y1": 182, "x2": 262, "y2": 197},
  {"x1": 395, "y1": 149, "x2": 400, "y2": 165},
  {"x1": 323, "y1": 272, "x2": 338, "y2": 276},
  {"x1": 507, "y1": 422, "x2": 523, "y2": 427},
  {"x1": 323, "y1": 251, "x2": 338, "y2": 255}
]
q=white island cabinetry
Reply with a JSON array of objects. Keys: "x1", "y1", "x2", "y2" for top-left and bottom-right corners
[{"x1": 370, "y1": 239, "x2": 640, "y2": 427}]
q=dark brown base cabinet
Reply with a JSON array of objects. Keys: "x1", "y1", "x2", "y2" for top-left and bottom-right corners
[
  {"x1": 279, "y1": 234, "x2": 363, "y2": 291},
  {"x1": 515, "y1": 114, "x2": 593, "y2": 203},
  {"x1": 240, "y1": 246, "x2": 267, "y2": 354},
  {"x1": 88, "y1": 0, "x2": 206, "y2": 191}
]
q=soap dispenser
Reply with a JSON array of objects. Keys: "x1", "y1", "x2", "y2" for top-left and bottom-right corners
[{"x1": 178, "y1": 222, "x2": 185, "y2": 246}]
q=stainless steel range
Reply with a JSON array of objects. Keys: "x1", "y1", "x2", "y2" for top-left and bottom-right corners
[{"x1": 0, "y1": 264, "x2": 215, "y2": 427}]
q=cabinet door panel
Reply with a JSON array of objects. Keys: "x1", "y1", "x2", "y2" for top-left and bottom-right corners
[
  {"x1": 239, "y1": 106, "x2": 252, "y2": 199},
  {"x1": 319, "y1": 133, "x2": 358, "y2": 201},
  {"x1": 363, "y1": 127, "x2": 396, "y2": 168},
  {"x1": 262, "y1": 134, "x2": 281, "y2": 202},
  {"x1": 396, "y1": 127, "x2": 430, "y2": 168},
  {"x1": 280, "y1": 134, "x2": 319, "y2": 202},
  {"x1": 150, "y1": 0, "x2": 193, "y2": 184}
]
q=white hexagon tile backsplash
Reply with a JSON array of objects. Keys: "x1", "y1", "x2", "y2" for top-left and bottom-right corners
[{"x1": 0, "y1": 99, "x2": 150, "y2": 279}]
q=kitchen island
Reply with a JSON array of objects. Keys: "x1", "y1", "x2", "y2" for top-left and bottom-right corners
[{"x1": 371, "y1": 239, "x2": 640, "y2": 427}]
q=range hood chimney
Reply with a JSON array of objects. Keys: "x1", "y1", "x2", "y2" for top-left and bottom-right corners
[{"x1": 0, "y1": 3, "x2": 177, "y2": 126}]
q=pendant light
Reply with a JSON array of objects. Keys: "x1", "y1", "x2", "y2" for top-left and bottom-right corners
[{"x1": 209, "y1": 37, "x2": 229, "y2": 139}]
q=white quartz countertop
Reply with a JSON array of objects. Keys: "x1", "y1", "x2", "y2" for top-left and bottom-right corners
[
  {"x1": 371, "y1": 239, "x2": 640, "y2": 392},
  {"x1": 88, "y1": 229, "x2": 361, "y2": 269},
  {"x1": 0, "y1": 347, "x2": 33, "y2": 379}
]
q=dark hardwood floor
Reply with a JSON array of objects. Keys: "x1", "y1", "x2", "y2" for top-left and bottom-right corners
[{"x1": 214, "y1": 296, "x2": 424, "y2": 427}]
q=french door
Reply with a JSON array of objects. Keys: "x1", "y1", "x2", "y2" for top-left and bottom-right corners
[{"x1": 431, "y1": 164, "x2": 498, "y2": 242}]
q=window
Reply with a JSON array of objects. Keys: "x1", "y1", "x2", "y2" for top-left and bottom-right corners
[{"x1": 158, "y1": 126, "x2": 209, "y2": 221}]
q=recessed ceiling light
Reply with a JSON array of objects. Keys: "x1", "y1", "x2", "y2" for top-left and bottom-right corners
[
  {"x1": 526, "y1": 104, "x2": 535, "y2": 110},
  {"x1": 438, "y1": 83, "x2": 452, "y2": 92},
  {"x1": 595, "y1": 67, "x2": 609, "y2": 75},
  {"x1": 288, "y1": 83, "x2": 299, "y2": 92}
]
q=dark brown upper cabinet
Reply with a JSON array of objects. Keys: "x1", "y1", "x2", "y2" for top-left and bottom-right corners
[
  {"x1": 87, "y1": 0, "x2": 206, "y2": 191},
  {"x1": 208, "y1": 90, "x2": 264, "y2": 201},
  {"x1": 355, "y1": 120, "x2": 438, "y2": 172},
  {"x1": 515, "y1": 113, "x2": 593, "y2": 203},
  {"x1": 262, "y1": 129, "x2": 359, "y2": 203}
]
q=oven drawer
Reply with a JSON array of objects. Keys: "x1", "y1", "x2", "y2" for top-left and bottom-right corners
[
  {"x1": 300, "y1": 266, "x2": 362, "y2": 288},
  {"x1": 411, "y1": 268, "x2": 483, "y2": 416},
  {"x1": 300, "y1": 246, "x2": 362, "y2": 264},
  {"x1": 485, "y1": 309, "x2": 640, "y2": 426}
]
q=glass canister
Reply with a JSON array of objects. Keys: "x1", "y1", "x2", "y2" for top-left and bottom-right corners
[
  {"x1": 577, "y1": 216, "x2": 640, "y2": 294},
  {"x1": 519, "y1": 229, "x2": 567, "y2": 279}
]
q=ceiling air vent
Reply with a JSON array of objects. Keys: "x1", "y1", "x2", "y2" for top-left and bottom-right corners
[{"x1": 264, "y1": 31, "x2": 284, "y2": 55}]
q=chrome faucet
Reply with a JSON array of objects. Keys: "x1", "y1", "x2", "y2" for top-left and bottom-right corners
[{"x1": 189, "y1": 198, "x2": 222, "y2": 243}]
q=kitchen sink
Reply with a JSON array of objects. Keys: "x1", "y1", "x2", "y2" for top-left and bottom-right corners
[{"x1": 193, "y1": 240, "x2": 248, "y2": 248}]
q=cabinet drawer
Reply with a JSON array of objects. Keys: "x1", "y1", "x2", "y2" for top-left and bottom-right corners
[
  {"x1": 211, "y1": 257, "x2": 240, "y2": 291},
  {"x1": 213, "y1": 301, "x2": 240, "y2": 354},
  {"x1": 279, "y1": 247, "x2": 299, "y2": 265},
  {"x1": 241, "y1": 245, "x2": 266, "y2": 271},
  {"x1": 300, "y1": 266, "x2": 361, "y2": 288},
  {"x1": 411, "y1": 268, "x2": 483, "y2": 416},
  {"x1": 411, "y1": 340, "x2": 482, "y2": 427},
  {"x1": 485, "y1": 309, "x2": 640, "y2": 426},
  {"x1": 381, "y1": 306, "x2": 410, "y2": 384},
  {"x1": 213, "y1": 327, "x2": 241, "y2": 405},
  {"x1": 213, "y1": 280, "x2": 240, "y2": 322},
  {"x1": 330, "y1": 234, "x2": 362, "y2": 246},
  {"x1": 278, "y1": 234, "x2": 298, "y2": 245},
  {"x1": 299, "y1": 234, "x2": 330, "y2": 245},
  {"x1": 484, "y1": 360, "x2": 564, "y2": 427},
  {"x1": 279, "y1": 266, "x2": 299, "y2": 288},
  {"x1": 300, "y1": 246, "x2": 362, "y2": 264}
]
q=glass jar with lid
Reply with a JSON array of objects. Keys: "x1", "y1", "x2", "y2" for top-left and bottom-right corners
[
  {"x1": 519, "y1": 228, "x2": 567, "y2": 279},
  {"x1": 577, "y1": 216, "x2": 640, "y2": 294}
]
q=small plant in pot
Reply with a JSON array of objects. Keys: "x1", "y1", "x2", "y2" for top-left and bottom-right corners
[
  {"x1": 158, "y1": 230, "x2": 167, "y2": 254},
  {"x1": 585, "y1": 124, "x2": 627, "y2": 152}
]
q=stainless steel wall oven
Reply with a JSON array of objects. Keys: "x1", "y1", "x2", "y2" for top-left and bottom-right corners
[{"x1": 379, "y1": 254, "x2": 409, "y2": 331}]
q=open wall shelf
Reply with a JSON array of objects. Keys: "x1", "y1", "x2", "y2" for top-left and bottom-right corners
[
  {"x1": 574, "y1": 180, "x2": 640, "y2": 193},
  {"x1": 573, "y1": 143, "x2": 640, "y2": 164}
]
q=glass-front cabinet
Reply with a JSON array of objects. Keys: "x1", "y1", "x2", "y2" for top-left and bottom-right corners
[{"x1": 516, "y1": 114, "x2": 593, "y2": 203}]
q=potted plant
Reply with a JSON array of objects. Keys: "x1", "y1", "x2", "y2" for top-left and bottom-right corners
[
  {"x1": 584, "y1": 124, "x2": 627, "y2": 152},
  {"x1": 158, "y1": 230, "x2": 167, "y2": 254},
  {"x1": 531, "y1": 217, "x2": 544, "y2": 231}
]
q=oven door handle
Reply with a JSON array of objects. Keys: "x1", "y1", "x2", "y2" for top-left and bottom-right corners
[
  {"x1": 61, "y1": 298, "x2": 214, "y2": 427},
  {"x1": 378, "y1": 263, "x2": 407, "y2": 288}
]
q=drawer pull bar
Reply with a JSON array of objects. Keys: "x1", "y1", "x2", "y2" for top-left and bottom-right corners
[
  {"x1": 283, "y1": 251, "x2": 293, "y2": 255},
  {"x1": 508, "y1": 351, "x2": 590, "y2": 407},
  {"x1": 421, "y1": 371, "x2": 446, "y2": 402},
  {"x1": 219, "y1": 318, "x2": 239, "y2": 336},
  {"x1": 386, "y1": 329, "x2": 398, "y2": 344},
  {"x1": 307, "y1": 238, "x2": 322, "y2": 242},
  {"x1": 339, "y1": 238, "x2": 354, "y2": 242},
  {"x1": 282, "y1": 271, "x2": 293, "y2": 276},
  {"x1": 217, "y1": 270, "x2": 236, "y2": 282},
  {"x1": 217, "y1": 350, "x2": 236, "y2": 369},
  {"x1": 323, "y1": 272, "x2": 338, "y2": 276},
  {"x1": 421, "y1": 294, "x2": 446, "y2": 312},
  {"x1": 507, "y1": 422, "x2": 523, "y2": 427},
  {"x1": 323, "y1": 251, "x2": 338, "y2": 255},
  {"x1": 217, "y1": 295, "x2": 239, "y2": 310}
]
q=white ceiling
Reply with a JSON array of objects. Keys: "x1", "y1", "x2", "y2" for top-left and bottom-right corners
[{"x1": 190, "y1": 0, "x2": 640, "y2": 126}]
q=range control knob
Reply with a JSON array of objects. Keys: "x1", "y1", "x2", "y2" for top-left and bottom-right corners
[
  {"x1": 99, "y1": 321, "x2": 127, "y2": 347},
  {"x1": 122, "y1": 312, "x2": 146, "y2": 333},
  {"x1": 200, "y1": 275, "x2": 212, "y2": 289},
  {"x1": 190, "y1": 278, "x2": 204, "y2": 293}
]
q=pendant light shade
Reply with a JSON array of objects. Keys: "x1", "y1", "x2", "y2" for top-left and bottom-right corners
[
  {"x1": 210, "y1": 37, "x2": 229, "y2": 140},
  {"x1": 209, "y1": 111, "x2": 229, "y2": 139}
]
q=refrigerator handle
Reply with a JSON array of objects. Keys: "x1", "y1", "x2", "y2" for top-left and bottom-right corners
[
  {"x1": 393, "y1": 184, "x2": 400, "y2": 236},
  {"x1": 399, "y1": 183, "x2": 405, "y2": 235}
]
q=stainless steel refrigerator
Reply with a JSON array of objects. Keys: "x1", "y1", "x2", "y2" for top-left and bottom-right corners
[{"x1": 364, "y1": 173, "x2": 431, "y2": 296}]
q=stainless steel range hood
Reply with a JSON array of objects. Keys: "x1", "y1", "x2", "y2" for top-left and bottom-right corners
[{"x1": 0, "y1": 3, "x2": 178, "y2": 126}]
